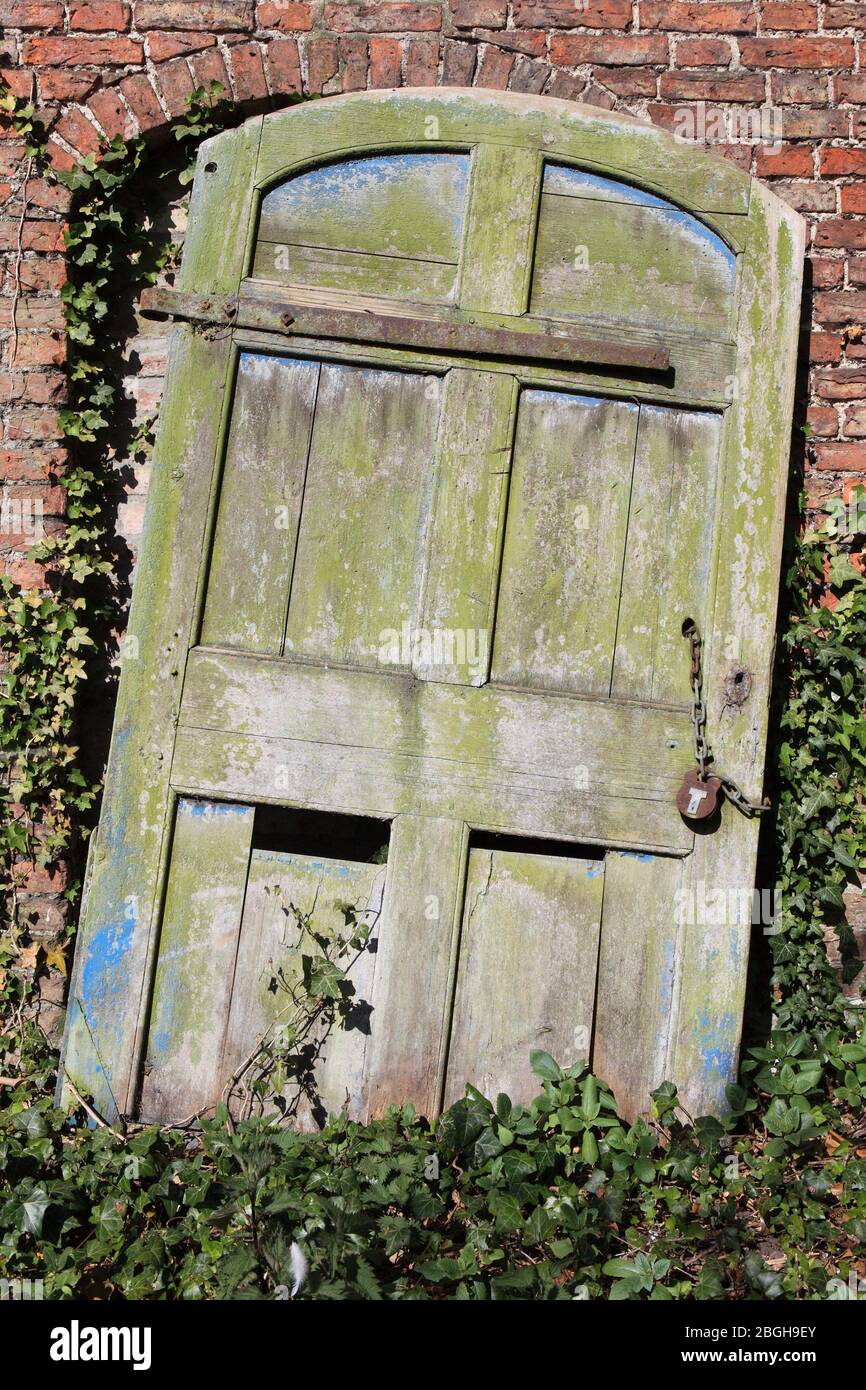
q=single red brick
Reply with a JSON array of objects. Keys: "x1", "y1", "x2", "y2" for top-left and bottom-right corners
[
  {"x1": 6, "y1": 332, "x2": 65, "y2": 367},
  {"x1": 761, "y1": 3, "x2": 817, "y2": 30},
  {"x1": 118, "y1": 74, "x2": 165, "y2": 131},
  {"x1": 756, "y1": 143, "x2": 812, "y2": 176},
  {"x1": 843, "y1": 404, "x2": 866, "y2": 436},
  {"x1": 659, "y1": 70, "x2": 766, "y2": 101},
  {"x1": 154, "y1": 56, "x2": 197, "y2": 117},
  {"x1": 441, "y1": 38, "x2": 476, "y2": 85},
  {"x1": 146, "y1": 32, "x2": 218, "y2": 60},
  {"x1": 474, "y1": 43, "x2": 514, "y2": 89},
  {"x1": 325, "y1": 3, "x2": 440, "y2": 31},
  {"x1": 739, "y1": 38, "x2": 855, "y2": 68},
  {"x1": 451, "y1": 0, "x2": 507, "y2": 26},
  {"x1": 641, "y1": 2, "x2": 756, "y2": 33},
  {"x1": 16, "y1": 259, "x2": 66, "y2": 292},
  {"x1": 267, "y1": 36, "x2": 303, "y2": 92},
  {"x1": 508, "y1": 55, "x2": 549, "y2": 94},
  {"x1": 824, "y1": 3, "x2": 866, "y2": 28},
  {"x1": 771, "y1": 71, "x2": 829, "y2": 103},
  {"x1": 592, "y1": 66, "x2": 658, "y2": 97},
  {"x1": 68, "y1": 1, "x2": 131, "y2": 29},
  {"x1": 38, "y1": 69, "x2": 99, "y2": 103},
  {"x1": 6, "y1": 407, "x2": 63, "y2": 441},
  {"x1": 808, "y1": 406, "x2": 840, "y2": 436},
  {"x1": 0, "y1": 2, "x2": 63, "y2": 28},
  {"x1": 816, "y1": 289, "x2": 866, "y2": 322},
  {"x1": 781, "y1": 107, "x2": 848, "y2": 137},
  {"x1": 815, "y1": 367, "x2": 866, "y2": 398},
  {"x1": 52, "y1": 107, "x2": 102, "y2": 160},
  {"x1": 406, "y1": 38, "x2": 439, "y2": 85},
  {"x1": 88, "y1": 85, "x2": 136, "y2": 140},
  {"x1": 369, "y1": 36, "x2": 401, "y2": 87},
  {"x1": 228, "y1": 41, "x2": 269, "y2": 99},
  {"x1": 22, "y1": 36, "x2": 143, "y2": 64},
  {"x1": 256, "y1": 1, "x2": 313, "y2": 28},
  {"x1": 12, "y1": 861, "x2": 68, "y2": 895},
  {"x1": 676, "y1": 38, "x2": 732, "y2": 67},
  {"x1": 0, "y1": 450, "x2": 66, "y2": 482},
  {"x1": 820, "y1": 147, "x2": 866, "y2": 176},
  {"x1": 0, "y1": 296, "x2": 65, "y2": 330},
  {"x1": 5, "y1": 224, "x2": 66, "y2": 253},
  {"x1": 773, "y1": 180, "x2": 835, "y2": 213},
  {"x1": 339, "y1": 35, "x2": 368, "y2": 90},
  {"x1": 551, "y1": 34, "x2": 669, "y2": 65},
  {"x1": 581, "y1": 82, "x2": 617, "y2": 111},
  {"x1": 0, "y1": 70, "x2": 36, "y2": 101},
  {"x1": 847, "y1": 256, "x2": 866, "y2": 284},
  {"x1": 836, "y1": 76, "x2": 866, "y2": 105},
  {"x1": 0, "y1": 559, "x2": 53, "y2": 587},
  {"x1": 512, "y1": 0, "x2": 631, "y2": 26},
  {"x1": 814, "y1": 442, "x2": 866, "y2": 469},
  {"x1": 305, "y1": 35, "x2": 339, "y2": 92},
  {"x1": 134, "y1": 0, "x2": 252, "y2": 28},
  {"x1": 815, "y1": 220, "x2": 866, "y2": 249},
  {"x1": 810, "y1": 258, "x2": 845, "y2": 289},
  {"x1": 189, "y1": 46, "x2": 233, "y2": 96},
  {"x1": 842, "y1": 186, "x2": 866, "y2": 214},
  {"x1": 0, "y1": 372, "x2": 66, "y2": 404},
  {"x1": 544, "y1": 70, "x2": 587, "y2": 101},
  {"x1": 472, "y1": 28, "x2": 545, "y2": 57}
]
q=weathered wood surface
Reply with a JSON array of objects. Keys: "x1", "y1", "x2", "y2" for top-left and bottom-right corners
[
  {"x1": 60, "y1": 90, "x2": 804, "y2": 1129},
  {"x1": 444, "y1": 847, "x2": 604, "y2": 1108},
  {"x1": 222, "y1": 849, "x2": 385, "y2": 1128},
  {"x1": 255, "y1": 151, "x2": 469, "y2": 303},
  {"x1": 175, "y1": 649, "x2": 693, "y2": 853},
  {"x1": 201, "y1": 353, "x2": 319, "y2": 654},
  {"x1": 592, "y1": 851, "x2": 684, "y2": 1121},
  {"x1": 530, "y1": 165, "x2": 737, "y2": 340},
  {"x1": 139, "y1": 799, "x2": 254, "y2": 1122}
]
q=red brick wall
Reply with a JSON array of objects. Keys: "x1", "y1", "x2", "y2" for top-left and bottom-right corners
[{"x1": 2, "y1": 1, "x2": 865, "y2": 943}]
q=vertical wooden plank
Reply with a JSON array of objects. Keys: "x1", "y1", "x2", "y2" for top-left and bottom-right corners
[
  {"x1": 414, "y1": 369, "x2": 518, "y2": 686},
  {"x1": 459, "y1": 144, "x2": 541, "y2": 315},
  {"x1": 444, "y1": 847, "x2": 604, "y2": 1108},
  {"x1": 139, "y1": 798, "x2": 254, "y2": 1122},
  {"x1": 363, "y1": 815, "x2": 468, "y2": 1120},
  {"x1": 221, "y1": 849, "x2": 386, "y2": 1128},
  {"x1": 179, "y1": 119, "x2": 263, "y2": 295},
  {"x1": 284, "y1": 363, "x2": 442, "y2": 668},
  {"x1": 669, "y1": 184, "x2": 806, "y2": 1119},
  {"x1": 592, "y1": 851, "x2": 684, "y2": 1122},
  {"x1": 201, "y1": 354, "x2": 319, "y2": 654},
  {"x1": 60, "y1": 329, "x2": 240, "y2": 1122},
  {"x1": 491, "y1": 390, "x2": 638, "y2": 696},
  {"x1": 611, "y1": 406, "x2": 722, "y2": 704}
]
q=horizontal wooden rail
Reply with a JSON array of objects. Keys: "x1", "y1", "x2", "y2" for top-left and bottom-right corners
[{"x1": 139, "y1": 286, "x2": 671, "y2": 373}]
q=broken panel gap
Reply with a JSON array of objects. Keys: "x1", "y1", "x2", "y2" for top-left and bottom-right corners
[
  {"x1": 469, "y1": 830, "x2": 605, "y2": 862},
  {"x1": 251, "y1": 806, "x2": 390, "y2": 864}
]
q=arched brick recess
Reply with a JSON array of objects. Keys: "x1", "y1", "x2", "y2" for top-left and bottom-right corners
[{"x1": 2, "y1": 2, "x2": 866, "y2": 957}]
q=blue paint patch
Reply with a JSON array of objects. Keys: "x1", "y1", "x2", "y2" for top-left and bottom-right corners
[
  {"x1": 180, "y1": 798, "x2": 249, "y2": 819},
  {"x1": 693, "y1": 1011, "x2": 737, "y2": 1083},
  {"x1": 618, "y1": 851, "x2": 656, "y2": 863},
  {"x1": 542, "y1": 163, "x2": 736, "y2": 274},
  {"x1": 586, "y1": 864, "x2": 605, "y2": 879}
]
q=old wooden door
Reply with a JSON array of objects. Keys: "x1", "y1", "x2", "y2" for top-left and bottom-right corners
[{"x1": 60, "y1": 90, "x2": 804, "y2": 1127}]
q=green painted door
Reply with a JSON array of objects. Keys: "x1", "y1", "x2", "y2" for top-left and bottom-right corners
[{"x1": 60, "y1": 91, "x2": 805, "y2": 1127}]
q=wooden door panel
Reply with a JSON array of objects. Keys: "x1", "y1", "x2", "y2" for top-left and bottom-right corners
[
  {"x1": 491, "y1": 390, "x2": 639, "y2": 697},
  {"x1": 611, "y1": 405, "x2": 722, "y2": 704},
  {"x1": 254, "y1": 151, "x2": 470, "y2": 303},
  {"x1": 283, "y1": 361, "x2": 442, "y2": 668},
  {"x1": 530, "y1": 165, "x2": 737, "y2": 341},
  {"x1": 174, "y1": 648, "x2": 693, "y2": 852},
  {"x1": 592, "y1": 851, "x2": 684, "y2": 1122},
  {"x1": 139, "y1": 799, "x2": 255, "y2": 1122},
  {"x1": 201, "y1": 353, "x2": 319, "y2": 655},
  {"x1": 443, "y1": 846, "x2": 604, "y2": 1108},
  {"x1": 221, "y1": 849, "x2": 385, "y2": 1128}
]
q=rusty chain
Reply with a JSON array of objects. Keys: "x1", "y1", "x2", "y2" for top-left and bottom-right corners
[{"x1": 681, "y1": 618, "x2": 770, "y2": 817}]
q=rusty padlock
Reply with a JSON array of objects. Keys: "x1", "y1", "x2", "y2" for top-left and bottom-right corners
[{"x1": 677, "y1": 769, "x2": 722, "y2": 821}]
